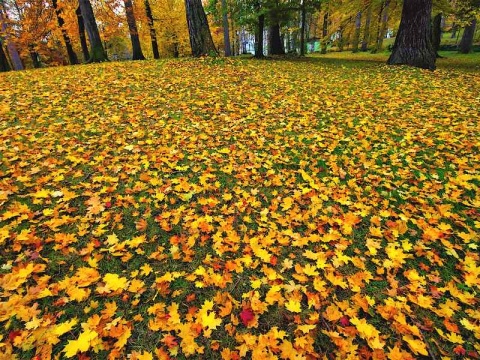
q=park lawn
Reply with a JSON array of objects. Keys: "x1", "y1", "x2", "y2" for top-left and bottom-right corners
[{"x1": 0, "y1": 56, "x2": 479, "y2": 359}]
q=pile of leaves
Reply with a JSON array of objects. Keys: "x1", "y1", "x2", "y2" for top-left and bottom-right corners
[{"x1": 0, "y1": 57, "x2": 479, "y2": 359}]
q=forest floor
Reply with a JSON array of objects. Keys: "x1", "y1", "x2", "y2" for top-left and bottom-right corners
[{"x1": 0, "y1": 55, "x2": 479, "y2": 359}]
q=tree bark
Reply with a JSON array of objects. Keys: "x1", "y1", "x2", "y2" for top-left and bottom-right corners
[
  {"x1": 76, "y1": 6, "x2": 90, "y2": 61},
  {"x1": 300, "y1": 1, "x2": 306, "y2": 55},
  {"x1": 361, "y1": 2, "x2": 372, "y2": 51},
  {"x1": 451, "y1": 22, "x2": 458, "y2": 39},
  {"x1": 144, "y1": 0, "x2": 159, "y2": 59},
  {"x1": 321, "y1": 11, "x2": 328, "y2": 54},
  {"x1": 29, "y1": 45, "x2": 41, "y2": 68},
  {"x1": 185, "y1": 0, "x2": 217, "y2": 56},
  {"x1": 352, "y1": 11, "x2": 362, "y2": 52},
  {"x1": 0, "y1": 41, "x2": 11, "y2": 72},
  {"x1": 124, "y1": 0, "x2": 145, "y2": 60},
  {"x1": 373, "y1": 0, "x2": 390, "y2": 53},
  {"x1": 458, "y1": 18, "x2": 476, "y2": 54},
  {"x1": 269, "y1": 22, "x2": 285, "y2": 55},
  {"x1": 52, "y1": 0, "x2": 78, "y2": 65},
  {"x1": 221, "y1": 0, "x2": 231, "y2": 56},
  {"x1": 431, "y1": 12, "x2": 442, "y2": 57},
  {"x1": 0, "y1": 5, "x2": 23, "y2": 70},
  {"x1": 78, "y1": 0, "x2": 108, "y2": 62},
  {"x1": 387, "y1": 0, "x2": 436, "y2": 70},
  {"x1": 254, "y1": 1, "x2": 264, "y2": 58}
]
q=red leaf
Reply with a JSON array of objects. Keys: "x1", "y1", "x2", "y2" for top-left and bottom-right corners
[
  {"x1": 240, "y1": 308, "x2": 254, "y2": 326},
  {"x1": 8, "y1": 330, "x2": 21, "y2": 342},
  {"x1": 339, "y1": 316, "x2": 350, "y2": 327},
  {"x1": 453, "y1": 345, "x2": 466, "y2": 356},
  {"x1": 270, "y1": 255, "x2": 278, "y2": 266}
]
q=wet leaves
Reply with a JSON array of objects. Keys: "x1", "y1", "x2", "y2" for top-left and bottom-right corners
[{"x1": 0, "y1": 58, "x2": 479, "y2": 359}]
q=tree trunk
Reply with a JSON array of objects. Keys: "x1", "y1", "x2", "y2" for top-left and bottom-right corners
[
  {"x1": 458, "y1": 18, "x2": 476, "y2": 54},
  {"x1": 254, "y1": 1, "x2": 264, "y2": 58},
  {"x1": 29, "y1": 45, "x2": 41, "y2": 68},
  {"x1": 52, "y1": 0, "x2": 78, "y2": 65},
  {"x1": 0, "y1": 42, "x2": 11, "y2": 72},
  {"x1": 300, "y1": 1, "x2": 306, "y2": 56},
  {"x1": 221, "y1": 0, "x2": 231, "y2": 56},
  {"x1": 144, "y1": 0, "x2": 159, "y2": 59},
  {"x1": 0, "y1": 5, "x2": 23, "y2": 70},
  {"x1": 78, "y1": 0, "x2": 108, "y2": 62},
  {"x1": 124, "y1": 0, "x2": 145, "y2": 60},
  {"x1": 387, "y1": 0, "x2": 436, "y2": 70},
  {"x1": 431, "y1": 12, "x2": 442, "y2": 57},
  {"x1": 185, "y1": 0, "x2": 217, "y2": 56},
  {"x1": 338, "y1": 26, "x2": 345, "y2": 51},
  {"x1": 361, "y1": 2, "x2": 372, "y2": 51},
  {"x1": 321, "y1": 11, "x2": 328, "y2": 54},
  {"x1": 451, "y1": 22, "x2": 458, "y2": 39},
  {"x1": 230, "y1": 16, "x2": 236, "y2": 55},
  {"x1": 373, "y1": 0, "x2": 390, "y2": 53},
  {"x1": 76, "y1": 6, "x2": 90, "y2": 61},
  {"x1": 269, "y1": 22, "x2": 285, "y2": 55},
  {"x1": 352, "y1": 11, "x2": 362, "y2": 52}
]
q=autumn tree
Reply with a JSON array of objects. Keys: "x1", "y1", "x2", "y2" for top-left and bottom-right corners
[
  {"x1": 458, "y1": 17, "x2": 477, "y2": 53},
  {"x1": 0, "y1": 2, "x2": 23, "y2": 70},
  {"x1": 144, "y1": 0, "x2": 160, "y2": 58},
  {"x1": 456, "y1": 0, "x2": 479, "y2": 54},
  {"x1": 0, "y1": 39, "x2": 10, "y2": 71},
  {"x1": 52, "y1": 0, "x2": 78, "y2": 64},
  {"x1": 387, "y1": 0, "x2": 436, "y2": 70},
  {"x1": 221, "y1": 0, "x2": 231, "y2": 56},
  {"x1": 185, "y1": 0, "x2": 217, "y2": 56},
  {"x1": 124, "y1": 0, "x2": 145, "y2": 59},
  {"x1": 76, "y1": 6, "x2": 90, "y2": 61},
  {"x1": 78, "y1": 0, "x2": 108, "y2": 62}
]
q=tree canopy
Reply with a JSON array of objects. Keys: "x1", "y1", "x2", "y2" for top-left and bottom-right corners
[{"x1": 0, "y1": 0, "x2": 478, "y2": 68}]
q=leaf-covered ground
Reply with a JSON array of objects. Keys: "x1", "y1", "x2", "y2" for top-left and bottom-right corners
[{"x1": 0, "y1": 56, "x2": 479, "y2": 360}]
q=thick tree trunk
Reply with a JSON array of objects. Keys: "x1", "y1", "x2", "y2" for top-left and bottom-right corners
[
  {"x1": 76, "y1": 6, "x2": 90, "y2": 61},
  {"x1": 458, "y1": 19, "x2": 476, "y2": 54},
  {"x1": 144, "y1": 0, "x2": 159, "y2": 59},
  {"x1": 321, "y1": 11, "x2": 328, "y2": 54},
  {"x1": 300, "y1": 1, "x2": 306, "y2": 56},
  {"x1": 221, "y1": 0, "x2": 231, "y2": 56},
  {"x1": 361, "y1": 2, "x2": 372, "y2": 51},
  {"x1": 124, "y1": 0, "x2": 145, "y2": 60},
  {"x1": 0, "y1": 42, "x2": 11, "y2": 72},
  {"x1": 52, "y1": 0, "x2": 78, "y2": 65},
  {"x1": 352, "y1": 11, "x2": 362, "y2": 52},
  {"x1": 185, "y1": 0, "x2": 217, "y2": 56},
  {"x1": 431, "y1": 13, "x2": 442, "y2": 57},
  {"x1": 254, "y1": 1, "x2": 264, "y2": 58},
  {"x1": 0, "y1": 6, "x2": 23, "y2": 70},
  {"x1": 387, "y1": 0, "x2": 436, "y2": 70},
  {"x1": 269, "y1": 23, "x2": 285, "y2": 55},
  {"x1": 78, "y1": 0, "x2": 108, "y2": 62}
]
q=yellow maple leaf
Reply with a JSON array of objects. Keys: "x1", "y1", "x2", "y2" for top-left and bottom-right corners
[
  {"x1": 281, "y1": 197, "x2": 294, "y2": 211},
  {"x1": 54, "y1": 318, "x2": 78, "y2": 336},
  {"x1": 201, "y1": 311, "x2": 222, "y2": 331},
  {"x1": 103, "y1": 273, "x2": 128, "y2": 292},
  {"x1": 32, "y1": 189, "x2": 50, "y2": 198},
  {"x1": 63, "y1": 329, "x2": 98, "y2": 358},
  {"x1": 351, "y1": 317, "x2": 384, "y2": 349},
  {"x1": 402, "y1": 335, "x2": 428, "y2": 356},
  {"x1": 285, "y1": 299, "x2": 301, "y2": 313}
]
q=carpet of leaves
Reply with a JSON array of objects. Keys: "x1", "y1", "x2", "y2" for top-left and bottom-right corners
[{"x1": 0, "y1": 58, "x2": 479, "y2": 360}]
